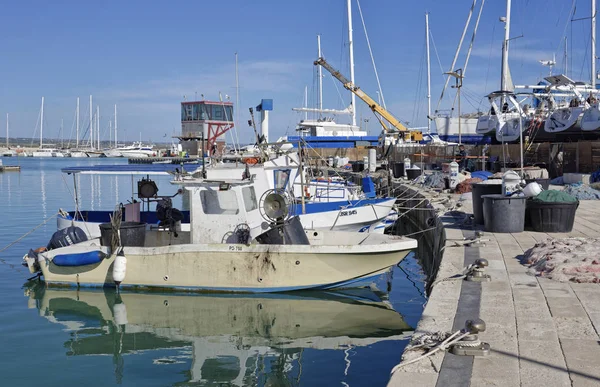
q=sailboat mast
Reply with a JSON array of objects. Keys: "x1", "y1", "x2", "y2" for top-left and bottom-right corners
[
  {"x1": 347, "y1": 0, "x2": 356, "y2": 126},
  {"x1": 317, "y1": 34, "x2": 323, "y2": 115},
  {"x1": 61, "y1": 118, "x2": 64, "y2": 148},
  {"x1": 89, "y1": 95, "x2": 93, "y2": 150},
  {"x1": 6, "y1": 113, "x2": 8, "y2": 149},
  {"x1": 304, "y1": 86, "x2": 308, "y2": 121},
  {"x1": 501, "y1": 0, "x2": 512, "y2": 91},
  {"x1": 40, "y1": 97, "x2": 44, "y2": 148},
  {"x1": 114, "y1": 104, "x2": 117, "y2": 147},
  {"x1": 426, "y1": 13, "x2": 432, "y2": 134},
  {"x1": 592, "y1": 0, "x2": 596, "y2": 88},
  {"x1": 96, "y1": 105, "x2": 100, "y2": 149},
  {"x1": 76, "y1": 97, "x2": 80, "y2": 149}
]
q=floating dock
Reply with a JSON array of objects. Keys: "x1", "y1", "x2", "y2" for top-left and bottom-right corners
[
  {"x1": 388, "y1": 184, "x2": 600, "y2": 387},
  {"x1": 0, "y1": 165, "x2": 20, "y2": 172},
  {"x1": 127, "y1": 157, "x2": 199, "y2": 165}
]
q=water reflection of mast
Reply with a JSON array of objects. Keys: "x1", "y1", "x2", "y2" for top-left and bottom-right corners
[{"x1": 40, "y1": 170, "x2": 47, "y2": 219}]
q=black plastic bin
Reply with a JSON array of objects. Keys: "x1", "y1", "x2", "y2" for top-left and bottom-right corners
[
  {"x1": 406, "y1": 168, "x2": 422, "y2": 180},
  {"x1": 526, "y1": 200, "x2": 579, "y2": 233},
  {"x1": 482, "y1": 194, "x2": 526, "y2": 233},
  {"x1": 351, "y1": 162, "x2": 365, "y2": 172},
  {"x1": 525, "y1": 178, "x2": 550, "y2": 190},
  {"x1": 392, "y1": 162, "x2": 405, "y2": 178},
  {"x1": 100, "y1": 221, "x2": 147, "y2": 247},
  {"x1": 472, "y1": 182, "x2": 503, "y2": 225}
]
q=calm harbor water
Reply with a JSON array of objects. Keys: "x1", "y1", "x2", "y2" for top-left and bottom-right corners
[{"x1": 0, "y1": 157, "x2": 427, "y2": 387}]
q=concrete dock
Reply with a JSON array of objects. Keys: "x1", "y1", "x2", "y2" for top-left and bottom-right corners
[{"x1": 389, "y1": 190, "x2": 600, "y2": 387}]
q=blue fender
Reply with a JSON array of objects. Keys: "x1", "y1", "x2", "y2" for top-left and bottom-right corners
[{"x1": 53, "y1": 251, "x2": 106, "y2": 267}]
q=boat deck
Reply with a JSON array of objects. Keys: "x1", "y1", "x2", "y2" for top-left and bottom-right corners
[{"x1": 389, "y1": 192, "x2": 600, "y2": 387}]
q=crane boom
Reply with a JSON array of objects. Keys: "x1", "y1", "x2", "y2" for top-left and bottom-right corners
[{"x1": 314, "y1": 57, "x2": 408, "y2": 132}]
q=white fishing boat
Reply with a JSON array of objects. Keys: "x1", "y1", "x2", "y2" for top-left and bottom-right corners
[
  {"x1": 54, "y1": 151, "x2": 398, "y2": 237},
  {"x1": 24, "y1": 165, "x2": 416, "y2": 292},
  {"x1": 24, "y1": 285, "x2": 411, "y2": 385}
]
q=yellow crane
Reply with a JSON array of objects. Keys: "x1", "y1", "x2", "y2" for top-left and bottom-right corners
[{"x1": 314, "y1": 57, "x2": 422, "y2": 141}]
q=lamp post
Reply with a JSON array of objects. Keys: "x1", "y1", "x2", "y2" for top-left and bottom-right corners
[{"x1": 445, "y1": 69, "x2": 463, "y2": 144}]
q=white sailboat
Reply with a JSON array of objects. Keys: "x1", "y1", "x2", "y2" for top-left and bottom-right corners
[
  {"x1": 2, "y1": 113, "x2": 17, "y2": 157},
  {"x1": 69, "y1": 97, "x2": 89, "y2": 157},
  {"x1": 32, "y1": 97, "x2": 65, "y2": 157}
]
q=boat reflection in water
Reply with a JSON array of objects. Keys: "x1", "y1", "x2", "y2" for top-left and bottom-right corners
[{"x1": 24, "y1": 284, "x2": 412, "y2": 386}]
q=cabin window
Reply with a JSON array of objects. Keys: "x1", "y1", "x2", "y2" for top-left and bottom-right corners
[
  {"x1": 242, "y1": 186, "x2": 258, "y2": 212},
  {"x1": 274, "y1": 169, "x2": 291, "y2": 191},
  {"x1": 200, "y1": 189, "x2": 239, "y2": 215}
]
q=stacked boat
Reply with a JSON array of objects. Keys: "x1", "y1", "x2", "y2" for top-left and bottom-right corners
[{"x1": 476, "y1": 0, "x2": 600, "y2": 144}]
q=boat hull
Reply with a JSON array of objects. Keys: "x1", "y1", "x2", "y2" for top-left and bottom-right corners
[
  {"x1": 434, "y1": 116, "x2": 490, "y2": 144},
  {"x1": 544, "y1": 107, "x2": 584, "y2": 133},
  {"x1": 35, "y1": 233, "x2": 415, "y2": 292},
  {"x1": 581, "y1": 106, "x2": 600, "y2": 131}
]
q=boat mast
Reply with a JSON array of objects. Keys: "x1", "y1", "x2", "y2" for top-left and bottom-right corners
[
  {"x1": 426, "y1": 13, "x2": 431, "y2": 134},
  {"x1": 592, "y1": 0, "x2": 596, "y2": 88},
  {"x1": 6, "y1": 113, "x2": 8, "y2": 149},
  {"x1": 347, "y1": 0, "x2": 356, "y2": 126},
  {"x1": 304, "y1": 86, "x2": 308, "y2": 121},
  {"x1": 501, "y1": 0, "x2": 512, "y2": 91},
  {"x1": 76, "y1": 97, "x2": 80, "y2": 149},
  {"x1": 89, "y1": 95, "x2": 93, "y2": 150},
  {"x1": 435, "y1": 0, "x2": 476, "y2": 113},
  {"x1": 114, "y1": 104, "x2": 117, "y2": 148},
  {"x1": 317, "y1": 34, "x2": 323, "y2": 116},
  {"x1": 96, "y1": 105, "x2": 100, "y2": 149},
  {"x1": 40, "y1": 96, "x2": 44, "y2": 148},
  {"x1": 234, "y1": 52, "x2": 241, "y2": 150},
  {"x1": 61, "y1": 118, "x2": 64, "y2": 148}
]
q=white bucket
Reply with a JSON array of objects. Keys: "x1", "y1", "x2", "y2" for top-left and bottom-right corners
[{"x1": 523, "y1": 182, "x2": 543, "y2": 197}]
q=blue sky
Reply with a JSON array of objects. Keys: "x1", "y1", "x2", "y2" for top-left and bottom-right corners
[{"x1": 0, "y1": 0, "x2": 596, "y2": 144}]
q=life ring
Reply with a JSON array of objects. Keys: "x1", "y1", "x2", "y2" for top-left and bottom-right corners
[{"x1": 245, "y1": 157, "x2": 259, "y2": 165}]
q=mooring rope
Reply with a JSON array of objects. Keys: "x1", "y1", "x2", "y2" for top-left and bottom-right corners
[{"x1": 0, "y1": 213, "x2": 58, "y2": 269}]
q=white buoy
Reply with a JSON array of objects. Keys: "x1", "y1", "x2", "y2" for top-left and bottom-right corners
[
  {"x1": 449, "y1": 161, "x2": 460, "y2": 189},
  {"x1": 368, "y1": 148, "x2": 377, "y2": 172},
  {"x1": 112, "y1": 251, "x2": 127, "y2": 285},
  {"x1": 113, "y1": 302, "x2": 128, "y2": 325},
  {"x1": 403, "y1": 157, "x2": 411, "y2": 176}
]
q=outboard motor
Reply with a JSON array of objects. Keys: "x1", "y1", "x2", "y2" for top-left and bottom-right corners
[
  {"x1": 47, "y1": 226, "x2": 88, "y2": 250},
  {"x1": 156, "y1": 198, "x2": 184, "y2": 234}
]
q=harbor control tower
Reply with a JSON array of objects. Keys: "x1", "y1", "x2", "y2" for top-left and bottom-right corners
[{"x1": 178, "y1": 100, "x2": 234, "y2": 156}]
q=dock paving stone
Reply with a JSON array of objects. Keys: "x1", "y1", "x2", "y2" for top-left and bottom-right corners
[
  {"x1": 517, "y1": 339, "x2": 571, "y2": 387},
  {"x1": 553, "y1": 316, "x2": 599, "y2": 340},
  {"x1": 546, "y1": 297, "x2": 590, "y2": 319},
  {"x1": 559, "y1": 338, "x2": 600, "y2": 387}
]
